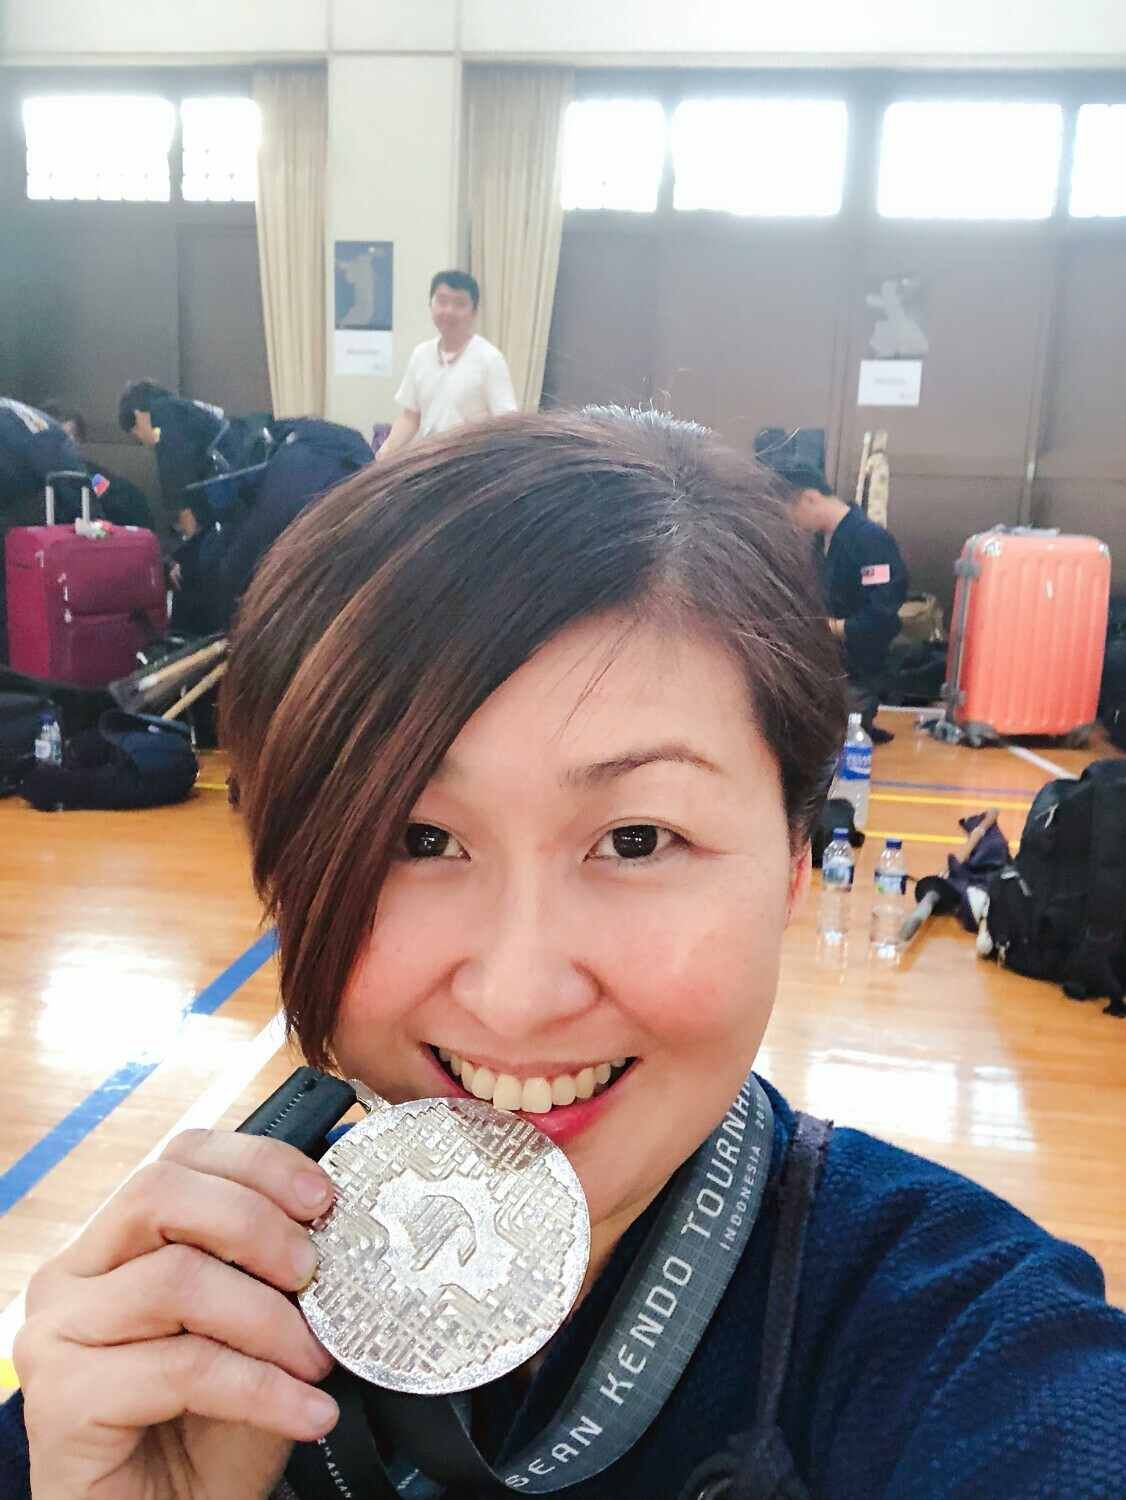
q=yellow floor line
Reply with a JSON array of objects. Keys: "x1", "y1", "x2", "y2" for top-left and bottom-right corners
[
  {"x1": 870, "y1": 792, "x2": 1029, "y2": 811},
  {"x1": 865, "y1": 829, "x2": 962, "y2": 846},
  {"x1": 196, "y1": 781, "x2": 228, "y2": 792}
]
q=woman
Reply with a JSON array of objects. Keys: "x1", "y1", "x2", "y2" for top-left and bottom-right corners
[{"x1": 6, "y1": 410, "x2": 1125, "y2": 1499}]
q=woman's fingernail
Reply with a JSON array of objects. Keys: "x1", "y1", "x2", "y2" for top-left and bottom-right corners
[
  {"x1": 296, "y1": 1172, "x2": 333, "y2": 1210},
  {"x1": 304, "y1": 1390, "x2": 338, "y2": 1433},
  {"x1": 294, "y1": 1237, "x2": 319, "y2": 1288}
]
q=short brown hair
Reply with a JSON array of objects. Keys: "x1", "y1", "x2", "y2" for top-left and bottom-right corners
[{"x1": 223, "y1": 409, "x2": 846, "y2": 1068}]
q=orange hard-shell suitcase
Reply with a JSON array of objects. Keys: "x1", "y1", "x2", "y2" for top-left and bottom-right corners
[{"x1": 945, "y1": 527, "x2": 1110, "y2": 745}]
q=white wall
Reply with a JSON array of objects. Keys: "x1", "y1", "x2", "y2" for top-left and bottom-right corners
[
  {"x1": 0, "y1": 0, "x2": 327, "y2": 59},
  {"x1": 8, "y1": 0, "x2": 1126, "y2": 66},
  {"x1": 325, "y1": 56, "x2": 460, "y2": 429},
  {"x1": 332, "y1": 0, "x2": 460, "y2": 55},
  {"x1": 461, "y1": 0, "x2": 1126, "y2": 66}
]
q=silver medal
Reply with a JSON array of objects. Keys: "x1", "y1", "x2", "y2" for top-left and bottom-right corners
[{"x1": 299, "y1": 1084, "x2": 590, "y2": 1395}]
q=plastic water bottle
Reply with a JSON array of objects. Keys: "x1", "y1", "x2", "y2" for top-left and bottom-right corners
[
  {"x1": 834, "y1": 712, "x2": 872, "y2": 828},
  {"x1": 818, "y1": 828, "x2": 855, "y2": 944},
  {"x1": 34, "y1": 709, "x2": 63, "y2": 768},
  {"x1": 870, "y1": 837, "x2": 908, "y2": 961}
]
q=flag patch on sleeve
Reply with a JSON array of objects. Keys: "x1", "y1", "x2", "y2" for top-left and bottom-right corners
[
  {"x1": 861, "y1": 563, "x2": 891, "y2": 586},
  {"x1": 91, "y1": 473, "x2": 110, "y2": 498}
]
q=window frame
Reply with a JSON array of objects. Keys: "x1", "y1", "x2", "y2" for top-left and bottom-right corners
[
  {"x1": 557, "y1": 66, "x2": 1126, "y2": 240},
  {"x1": 875, "y1": 98, "x2": 1066, "y2": 222},
  {"x1": 1067, "y1": 101, "x2": 1126, "y2": 220},
  {"x1": 668, "y1": 95, "x2": 851, "y2": 219},
  {"x1": 23, "y1": 93, "x2": 178, "y2": 205},
  {"x1": 10, "y1": 66, "x2": 257, "y2": 224},
  {"x1": 559, "y1": 96, "x2": 668, "y2": 215},
  {"x1": 179, "y1": 94, "x2": 261, "y2": 206}
]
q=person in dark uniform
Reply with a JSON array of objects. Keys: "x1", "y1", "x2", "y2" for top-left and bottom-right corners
[
  {"x1": 118, "y1": 380, "x2": 274, "y2": 634},
  {"x1": 768, "y1": 461, "x2": 908, "y2": 744},
  {"x1": 117, "y1": 380, "x2": 232, "y2": 531}
]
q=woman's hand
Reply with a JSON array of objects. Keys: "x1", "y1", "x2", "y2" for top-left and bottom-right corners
[{"x1": 15, "y1": 1128, "x2": 340, "y2": 1500}]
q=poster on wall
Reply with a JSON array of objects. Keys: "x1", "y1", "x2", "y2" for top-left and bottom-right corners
[
  {"x1": 858, "y1": 359, "x2": 923, "y2": 407},
  {"x1": 334, "y1": 240, "x2": 393, "y2": 376}
]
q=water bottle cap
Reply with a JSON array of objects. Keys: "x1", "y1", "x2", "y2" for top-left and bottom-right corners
[
  {"x1": 886, "y1": 838, "x2": 902, "y2": 849},
  {"x1": 833, "y1": 827, "x2": 849, "y2": 838}
]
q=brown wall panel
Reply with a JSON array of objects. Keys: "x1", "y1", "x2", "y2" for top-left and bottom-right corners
[
  {"x1": 653, "y1": 224, "x2": 845, "y2": 453},
  {"x1": 177, "y1": 225, "x2": 272, "y2": 416},
  {"x1": 543, "y1": 227, "x2": 658, "y2": 411},
  {"x1": 15, "y1": 211, "x2": 181, "y2": 441},
  {"x1": 1043, "y1": 242, "x2": 1126, "y2": 467},
  {"x1": 884, "y1": 476, "x2": 1023, "y2": 606}
]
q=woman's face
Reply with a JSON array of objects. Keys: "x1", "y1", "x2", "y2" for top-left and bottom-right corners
[{"x1": 333, "y1": 616, "x2": 808, "y2": 1246}]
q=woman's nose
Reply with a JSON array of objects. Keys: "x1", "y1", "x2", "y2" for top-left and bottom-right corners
[{"x1": 449, "y1": 882, "x2": 599, "y2": 1038}]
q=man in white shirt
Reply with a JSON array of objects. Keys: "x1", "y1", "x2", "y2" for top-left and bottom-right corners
[{"x1": 376, "y1": 271, "x2": 518, "y2": 461}]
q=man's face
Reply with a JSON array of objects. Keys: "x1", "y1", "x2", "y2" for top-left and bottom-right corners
[
  {"x1": 788, "y1": 491, "x2": 823, "y2": 535},
  {"x1": 131, "y1": 411, "x2": 159, "y2": 448},
  {"x1": 430, "y1": 284, "x2": 477, "y2": 345}
]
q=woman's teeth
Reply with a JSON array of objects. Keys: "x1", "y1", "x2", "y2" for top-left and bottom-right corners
[{"x1": 435, "y1": 1048, "x2": 631, "y2": 1114}]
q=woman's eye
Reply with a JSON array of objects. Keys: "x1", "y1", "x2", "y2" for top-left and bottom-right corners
[
  {"x1": 402, "y1": 823, "x2": 466, "y2": 860},
  {"x1": 590, "y1": 824, "x2": 675, "y2": 861}
]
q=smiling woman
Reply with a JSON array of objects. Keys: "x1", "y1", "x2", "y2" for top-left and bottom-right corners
[{"x1": 8, "y1": 409, "x2": 1126, "y2": 1500}]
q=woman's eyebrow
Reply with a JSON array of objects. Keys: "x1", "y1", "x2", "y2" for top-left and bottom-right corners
[
  {"x1": 433, "y1": 743, "x2": 724, "y2": 786},
  {"x1": 559, "y1": 744, "x2": 723, "y2": 787}
]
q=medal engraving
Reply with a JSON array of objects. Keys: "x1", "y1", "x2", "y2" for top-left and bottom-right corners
[{"x1": 299, "y1": 1096, "x2": 590, "y2": 1394}]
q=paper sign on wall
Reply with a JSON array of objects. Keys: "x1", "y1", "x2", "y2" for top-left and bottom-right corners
[
  {"x1": 334, "y1": 240, "x2": 393, "y2": 376},
  {"x1": 858, "y1": 359, "x2": 923, "y2": 408}
]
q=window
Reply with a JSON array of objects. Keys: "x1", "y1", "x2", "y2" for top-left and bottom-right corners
[
  {"x1": 181, "y1": 97, "x2": 261, "y2": 203},
  {"x1": 671, "y1": 99, "x2": 848, "y2": 216},
  {"x1": 561, "y1": 99, "x2": 665, "y2": 212},
  {"x1": 23, "y1": 95, "x2": 175, "y2": 202},
  {"x1": 1070, "y1": 104, "x2": 1126, "y2": 218},
  {"x1": 878, "y1": 101, "x2": 1063, "y2": 220}
]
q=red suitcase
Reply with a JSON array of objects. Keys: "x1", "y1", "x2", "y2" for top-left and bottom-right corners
[
  {"x1": 5, "y1": 472, "x2": 166, "y2": 687},
  {"x1": 944, "y1": 526, "x2": 1110, "y2": 745}
]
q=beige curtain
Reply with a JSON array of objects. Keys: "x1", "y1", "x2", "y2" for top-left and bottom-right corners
[
  {"x1": 466, "y1": 66, "x2": 574, "y2": 410},
  {"x1": 253, "y1": 68, "x2": 327, "y2": 417}
]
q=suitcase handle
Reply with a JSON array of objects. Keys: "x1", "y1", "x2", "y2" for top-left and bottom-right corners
[{"x1": 45, "y1": 470, "x2": 92, "y2": 528}]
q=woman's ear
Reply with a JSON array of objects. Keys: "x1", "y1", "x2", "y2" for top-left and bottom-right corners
[{"x1": 786, "y1": 843, "x2": 813, "y2": 925}]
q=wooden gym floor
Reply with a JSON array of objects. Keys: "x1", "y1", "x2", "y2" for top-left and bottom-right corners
[{"x1": 2, "y1": 709, "x2": 1124, "y2": 1392}]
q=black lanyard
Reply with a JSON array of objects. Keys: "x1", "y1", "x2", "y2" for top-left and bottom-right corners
[{"x1": 241, "y1": 1069, "x2": 774, "y2": 1498}]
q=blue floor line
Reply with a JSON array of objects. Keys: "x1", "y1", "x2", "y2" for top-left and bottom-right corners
[{"x1": 0, "y1": 929, "x2": 278, "y2": 1216}]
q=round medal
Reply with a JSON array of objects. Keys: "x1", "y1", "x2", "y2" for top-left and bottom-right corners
[{"x1": 299, "y1": 1093, "x2": 590, "y2": 1395}]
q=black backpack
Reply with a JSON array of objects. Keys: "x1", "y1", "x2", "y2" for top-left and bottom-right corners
[
  {"x1": 985, "y1": 759, "x2": 1126, "y2": 1017},
  {"x1": 1098, "y1": 636, "x2": 1126, "y2": 751}
]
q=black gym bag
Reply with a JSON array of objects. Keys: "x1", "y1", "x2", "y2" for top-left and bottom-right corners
[{"x1": 20, "y1": 709, "x2": 198, "y2": 812}]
